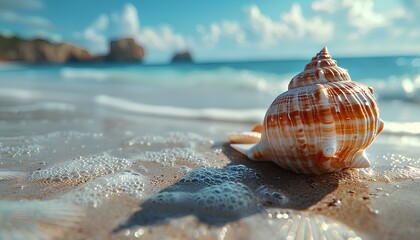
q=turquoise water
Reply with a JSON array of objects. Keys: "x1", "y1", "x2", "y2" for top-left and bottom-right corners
[
  {"x1": 1, "y1": 56, "x2": 419, "y2": 101},
  {"x1": 1, "y1": 56, "x2": 419, "y2": 120}
]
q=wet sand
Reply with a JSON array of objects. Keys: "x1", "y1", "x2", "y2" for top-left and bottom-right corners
[{"x1": 1, "y1": 111, "x2": 419, "y2": 240}]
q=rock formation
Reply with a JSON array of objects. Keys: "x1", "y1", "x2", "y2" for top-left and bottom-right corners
[
  {"x1": 171, "y1": 51, "x2": 193, "y2": 63},
  {"x1": 0, "y1": 35, "x2": 145, "y2": 63},
  {"x1": 105, "y1": 38, "x2": 144, "y2": 62},
  {"x1": 0, "y1": 35, "x2": 92, "y2": 63}
]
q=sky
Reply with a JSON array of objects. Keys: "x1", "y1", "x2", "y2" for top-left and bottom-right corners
[{"x1": 0, "y1": 0, "x2": 419, "y2": 63}]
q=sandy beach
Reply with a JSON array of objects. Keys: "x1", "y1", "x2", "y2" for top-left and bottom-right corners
[
  {"x1": 1, "y1": 0, "x2": 419, "y2": 238},
  {"x1": 1, "y1": 75, "x2": 419, "y2": 239}
]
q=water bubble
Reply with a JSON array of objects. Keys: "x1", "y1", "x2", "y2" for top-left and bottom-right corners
[
  {"x1": 134, "y1": 147, "x2": 208, "y2": 167},
  {"x1": 178, "y1": 165, "x2": 259, "y2": 187},
  {"x1": 61, "y1": 171, "x2": 148, "y2": 207},
  {"x1": 124, "y1": 132, "x2": 214, "y2": 149}
]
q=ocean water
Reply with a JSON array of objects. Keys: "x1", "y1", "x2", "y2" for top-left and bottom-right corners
[{"x1": 0, "y1": 56, "x2": 420, "y2": 239}]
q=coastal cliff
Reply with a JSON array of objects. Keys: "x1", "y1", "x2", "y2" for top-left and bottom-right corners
[
  {"x1": 0, "y1": 35, "x2": 144, "y2": 63},
  {"x1": 0, "y1": 35, "x2": 92, "y2": 63}
]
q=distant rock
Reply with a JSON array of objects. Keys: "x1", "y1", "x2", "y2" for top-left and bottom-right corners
[
  {"x1": 106, "y1": 38, "x2": 144, "y2": 62},
  {"x1": 0, "y1": 35, "x2": 146, "y2": 63},
  {"x1": 171, "y1": 51, "x2": 193, "y2": 63},
  {"x1": 0, "y1": 35, "x2": 92, "y2": 63}
]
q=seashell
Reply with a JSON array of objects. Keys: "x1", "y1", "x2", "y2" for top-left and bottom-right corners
[{"x1": 229, "y1": 47, "x2": 384, "y2": 175}]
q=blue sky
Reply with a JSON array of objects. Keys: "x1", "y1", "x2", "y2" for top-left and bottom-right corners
[{"x1": 0, "y1": 0, "x2": 419, "y2": 63}]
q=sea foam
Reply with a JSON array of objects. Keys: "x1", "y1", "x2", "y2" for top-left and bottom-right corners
[{"x1": 95, "y1": 95, "x2": 265, "y2": 123}]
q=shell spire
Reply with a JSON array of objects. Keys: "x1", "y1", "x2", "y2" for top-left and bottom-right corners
[
  {"x1": 304, "y1": 47, "x2": 335, "y2": 70},
  {"x1": 288, "y1": 47, "x2": 351, "y2": 90},
  {"x1": 228, "y1": 47, "x2": 384, "y2": 175}
]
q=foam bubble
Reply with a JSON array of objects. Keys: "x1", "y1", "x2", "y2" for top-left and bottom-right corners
[
  {"x1": 0, "y1": 144, "x2": 42, "y2": 158},
  {"x1": 178, "y1": 165, "x2": 260, "y2": 186},
  {"x1": 28, "y1": 152, "x2": 132, "y2": 184},
  {"x1": 379, "y1": 166, "x2": 420, "y2": 182},
  {"x1": 352, "y1": 154, "x2": 420, "y2": 182},
  {"x1": 95, "y1": 95, "x2": 265, "y2": 123},
  {"x1": 1, "y1": 131, "x2": 102, "y2": 144},
  {"x1": 133, "y1": 148, "x2": 209, "y2": 167},
  {"x1": 123, "y1": 132, "x2": 214, "y2": 149},
  {"x1": 145, "y1": 181, "x2": 257, "y2": 222},
  {"x1": 193, "y1": 182, "x2": 257, "y2": 218},
  {"x1": 61, "y1": 171, "x2": 148, "y2": 207}
]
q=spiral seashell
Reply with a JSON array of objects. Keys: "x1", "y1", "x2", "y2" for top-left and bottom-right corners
[{"x1": 230, "y1": 47, "x2": 384, "y2": 175}]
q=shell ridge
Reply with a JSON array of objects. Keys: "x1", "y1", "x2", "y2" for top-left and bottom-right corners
[
  {"x1": 363, "y1": 85, "x2": 382, "y2": 136},
  {"x1": 348, "y1": 83, "x2": 372, "y2": 165},
  {"x1": 316, "y1": 85, "x2": 337, "y2": 158},
  {"x1": 332, "y1": 82, "x2": 355, "y2": 165},
  {"x1": 290, "y1": 94, "x2": 307, "y2": 173},
  {"x1": 309, "y1": 88, "x2": 322, "y2": 173},
  {"x1": 356, "y1": 84, "x2": 375, "y2": 151},
  {"x1": 345, "y1": 84, "x2": 364, "y2": 167},
  {"x1": 279, "y1": 94, "x2": 297, "y2": 172},
  {"x1": 297, "y1": 89, "x2": 317, "y2": 173},
  {"x1": 263, "y1": 98, "x2": 281, "y2": 163}
]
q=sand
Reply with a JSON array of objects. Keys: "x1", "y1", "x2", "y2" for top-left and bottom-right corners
[{"x1": 1, "y1": 110, "x2": 419, "y2": 240}]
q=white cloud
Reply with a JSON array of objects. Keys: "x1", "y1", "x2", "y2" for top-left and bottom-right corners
[
  {"x1": 195, "y1": 4, "x2": 334, "y2": 50},
  {"x1": 0, "y1": 10, "x2": 51, "y2": 28},
  {"x1": 197, "y1": 20, "x2": 246, "y2": 46},
  {"x1": 244, "y1": 4, "x2": 334, "y2": 46},
  {"x1": 0, "y1": 0, "x2": 61, "y2": 43},
  {"x1": 136, "y1": 25, "x2": 186, "y2": 50},
  {"x1": 112, "y1": 4, "x2": 140, "y2": 37},
  {"x1": 74, "y1": 14, "x2": 109, "y2": 54},
  {"x1": 74, "y1": 4, "x2": 186, "y2": 55},
  {"x1": 244, "y1": 5, "x2": 286, "y2": 46},
  {"x1": 196, "y1": 24, "x2": 220, "y2": 45},
  {"x1": 313, "y1": 0, "x2": 406, "y2": 32},
  {"x1": 0, "y1": 0, "x2": 43, "y2": 10},
  {"x1": 91, "y1": 14, "x2": 109, "y2": 31},
  {"x1": 115, "y1": 4, "x2": 185, "y2": 51},
  {"x1": 311, "y1": 0, "x2": 338, "y2": 14},
  {"x1": 312, "y1": 0, "x2": 405, "y2": 41},
  {"x1": 343, "y1": 0, "x2": 388, "y2": 34}
]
